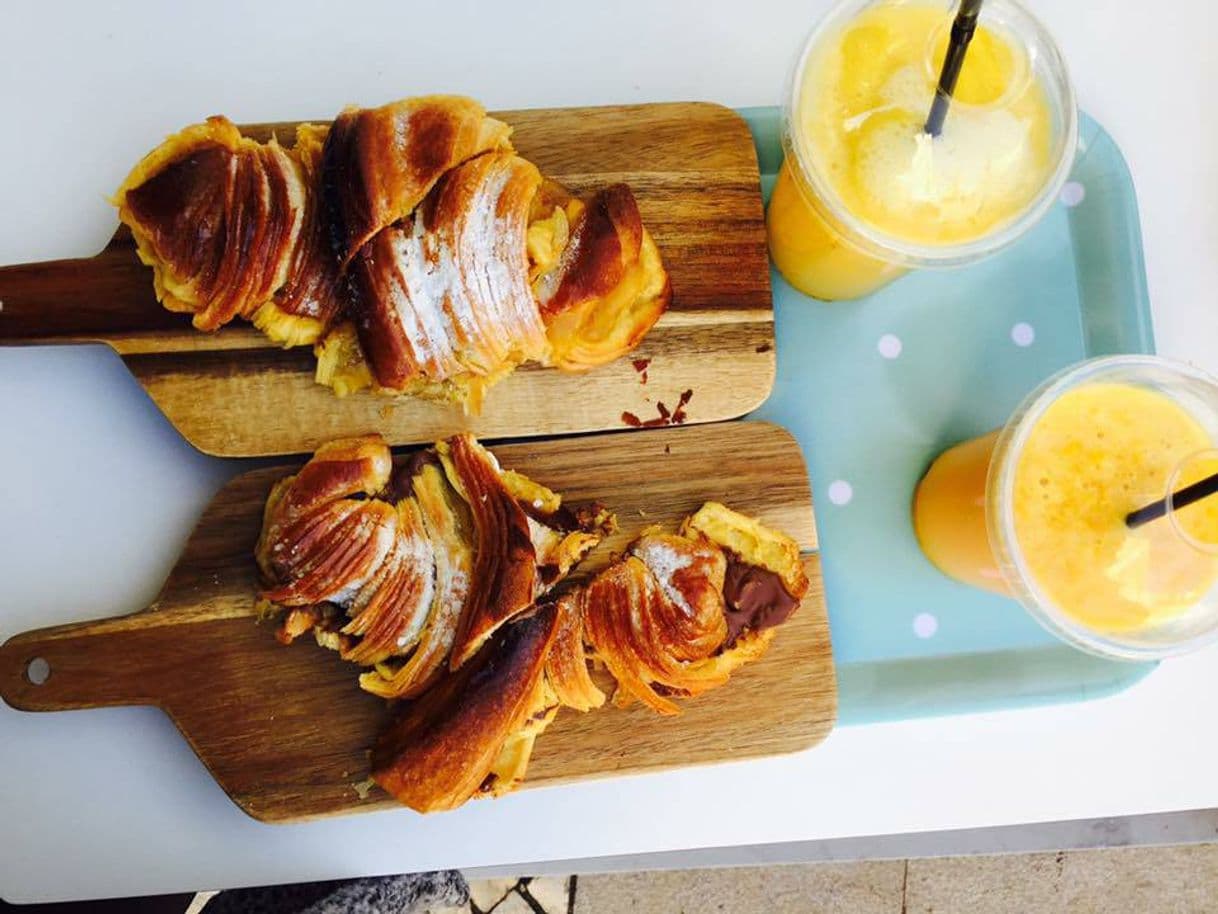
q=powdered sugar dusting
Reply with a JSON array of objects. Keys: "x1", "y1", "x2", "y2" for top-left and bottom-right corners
[
  {"x1": 635, "y1": 540, "x2": 695, "y2": 614},
  {"x1": 395, "y1": 527, "x2": 436, "y2": 648},
  {"x1": 381, "y1": 154, "x2": 544, "y2": 380},
  {"x1": 322, "y1": 510, "x2": 396, "y2": 608},
  {"x1": 387, "y1": 213, "x2": 461, "y2": 374}
]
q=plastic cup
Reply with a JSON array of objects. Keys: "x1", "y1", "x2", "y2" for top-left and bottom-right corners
[
  {"x1": 913, "y1": 356, "x2": 1218, "y2": 660},
  {"x1": 767, "y1": 0, "x2": 1078, "y2": 301}
]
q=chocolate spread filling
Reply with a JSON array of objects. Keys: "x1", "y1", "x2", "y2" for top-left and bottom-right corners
[
  {"x1": 722, "y1": 559, "x2": 800, "y2": 645},
  {"x1": 386, "y1": 449, "x2": 442, "y2": 501}
]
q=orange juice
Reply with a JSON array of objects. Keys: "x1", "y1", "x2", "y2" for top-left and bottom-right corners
[
  {"x1": 769, "y1": 0, "x2": 1075, "y2": 300},
  {"x1": 1011, "y1": 384, "x2": 1218, "y2": 632},
  {"x1": 913, "y1": 430, "x2": 1005, "y2": 592},
  {"x1": 913, "y1": 357, "x2": 1218, "y2": 658}
]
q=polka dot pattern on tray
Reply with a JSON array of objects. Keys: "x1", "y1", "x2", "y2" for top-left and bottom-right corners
[
  {"x1": 827, "y1": 480, "x2": 854, "y2": 506},
  {"x1": 913, "y1": 613, "x2": 939, "y2": 639},
  {"x1": 1011, "y1": 322, "x2": 1036, "y2": 347},
  {"x1": 1059, "y1": 180, "x2": 1086, "y2": 208},
  {"x1": 877, "y1": 333, "x2": 903, "y2": 359}
]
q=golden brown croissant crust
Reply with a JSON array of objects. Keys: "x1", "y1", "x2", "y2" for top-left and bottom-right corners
[
  {"x1": 346, "y1": 151, "x2": 549, "y2": 394},
  {"x1": 371, "y1": 602, "x2": 560, "y2": 814},
  {"x1": 114, "y1": 95, "x2": 671, "y2": 406},
  {"x1": 322, "y1": 95, "x2": 512, "y2": 267},
  {"x1": 257, "y1": 439, "x2": 805, "y2": 814},
  {"x1": 116, "y1": 117, "x2": 308, "y2": 334},
  {"x1": 256, "y1": 433, "x2": 611, "y2": 697}
]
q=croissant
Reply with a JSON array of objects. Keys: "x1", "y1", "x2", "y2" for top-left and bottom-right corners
[
  {"x1": 340, "y1": 151, "x2": 550, "y2": 398},
  {"x1": 578, "y1": 502, "x2": 809, "y2": 715},
  {"x1": 115, "y1": 95, "x2": 672, "y2": 407},
  {"x1": 371, "y1": 603, "x2": 561, "y2": 814},
  {"x1": 115, "y1": 117, "x2": 299, "y2": 333},
  {"x1": 256, "y1": 433, "x2": 612, "y2": 697},
  {"x1": 321, "y1": 95, "x2": 513, "y2": 267},
  {"x1": 256, "y1": 437, "x2": 807, "y2": 814}
]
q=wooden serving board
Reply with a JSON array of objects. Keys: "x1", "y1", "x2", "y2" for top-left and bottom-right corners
[
  {"x1": 0, "y1": 422, "x2": 834, "y2": 823},
  {"x1": 0, "y1": 102, "x2": 773, "y2": 457}
]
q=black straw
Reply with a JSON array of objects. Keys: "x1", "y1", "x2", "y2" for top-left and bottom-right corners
[
  {"x1": 1125, "y1": 471, "x2": 1218, "y2": 530},
  {"x1": 924, "y1": 0, "x2": 986, "y2": 137}
]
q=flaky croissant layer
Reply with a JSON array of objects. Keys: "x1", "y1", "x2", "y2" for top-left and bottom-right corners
[
  {"x1": 256, "y1": 434, "x2": 612, "y2": 696},
  {"x1": 114, "y1": 95, "x2": 671, "y2": 408},
  {"x1": 256, "y1": 437, "x2": 807, "y2": 814}
]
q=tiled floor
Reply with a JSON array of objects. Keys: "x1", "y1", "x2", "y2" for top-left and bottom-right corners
[
  {"x1": 8, "y1": 843, "x2": 1215, "y2": 912},
  {"x1": 455, "y1": 844, "x2": 1218, "y2": 913}
]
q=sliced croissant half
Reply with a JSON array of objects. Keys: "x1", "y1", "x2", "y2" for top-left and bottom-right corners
[
  {"x1": 579, "y1": 503, "x2": 809, "y2": 715},
  {"x1": 341, "y1": 152, "x2": 549, "y2": 396},
  {"x1": 257, "y1": 433, "x2": 612, "y2": 697},
  {"x1": 321, "y1": 95, "x2": 513, "y2": 267},
  {"x1": 371, "y1": 603, "x2": 560, "y2": 814},
  {"x1": 115, "y1": 116, "x2": 309, "y2": 333}
]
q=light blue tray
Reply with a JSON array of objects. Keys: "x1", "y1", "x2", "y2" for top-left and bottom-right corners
[{"x1": 742, "y1": 107, "x2": 1158, "y2": 724}]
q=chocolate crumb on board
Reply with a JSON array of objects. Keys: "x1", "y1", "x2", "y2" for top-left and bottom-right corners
[
  {"x1": 632, "y1": 357, "x2": 652, "y2": 384},
  {"x1": 620, "y1": 389, "x2": 693, "y2": 428},
  {"x1": 755, "y1": 342, "x2": 773, "y2": 353}
]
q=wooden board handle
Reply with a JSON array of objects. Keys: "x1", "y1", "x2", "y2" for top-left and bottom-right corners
[
  {"x1": 0, "y1": 613, "x2": 175, "y2": 712},
  {"x1": 0, "y1": 231, "x2": 183, "y2": 345}
]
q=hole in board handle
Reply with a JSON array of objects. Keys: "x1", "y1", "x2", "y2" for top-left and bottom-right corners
[{"x1": 25, "y1": 657, "x2": 51, "y2": 686}]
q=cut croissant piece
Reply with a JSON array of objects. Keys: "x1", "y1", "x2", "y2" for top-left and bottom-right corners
[
  {"x1": 255, "y1": 435, "x2": 396, "y2": 605},
  {"x1": 545, "y1": 593, "x2": 606, "y2": 713},
  {"x1": 251, "y1": 124, "x2": 346, "y2": 347},
  {"x1": 360, "y1": 458, "x2": 472, "y2": 699},
  {"x1": 257, "y1": 434, "x2": 611, "y2": 698},
  {"x1": 371, "y1": 603, "x2": 560, "y2": 814},
  {"x1": 436, "y1": 433, "x2": 537, "y2": 670},
  {"x1": 118, "y1": 95, "x2": 670, "y2": 405},
  {"x1": 580, "y1": 504, "x2": 809, "y2": 715},
  {"x1": 339, "y1": 499, "x2": 436, "y2": 666},
  {"x1": 345, "y1": 152, "x2": 549, "y2": 394},
  {"x1": 115, "y1": 116, "x2": 308, "y2": 332},
  {"x1": 535, "y1": 185, "x2": 672, "y2": 371},
  {"x1": 257, "y1": 438, "x2": 809, "y2": 813},
  {"x1": 321, "y1": 95, "x2": 513, "y2": 267}
]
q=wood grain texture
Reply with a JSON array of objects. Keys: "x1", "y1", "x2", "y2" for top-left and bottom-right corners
[
  {"x1": 0, "y1": 421, "x2": 834, "y2": 823},
  {"x1": 0, "y1": 102, "x2": 773, "y2": 457}
]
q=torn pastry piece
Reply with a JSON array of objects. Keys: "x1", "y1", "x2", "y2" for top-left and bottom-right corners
[
  {"x1": 544, "y1": 592, "x2": 606, "y2": 712},
  {"x1": 257, "y1": 433, "x2": 612, "y2": 698},
  {"x1": 359, "y1": 455, "x2": 472, "y2": 699},
  {"x1": 580, "y1": 503, "x2": 809, "y2": 715},
  {"x1": 321, "y1": 95, "x2": 512, "y2": 267},
  {"x1": 437, "y1": 434, "x2": 609, "y2": 669},
  {"x1": 534, "y1": 184, "x2": 672, "y2": 371},
  {"x1": 256, "y1": 436, "x2": 400, "y2": 649},
  {"x1": 681, "y1": 501, "x2": 806, "y2": 645},
  {"x1": 339, "y1": 152, "x2": 549, "y2": 399},
  {"x1": 114, "y1": 116, "x2": 308, "y2": 332},
  {"x1": 312, "y1": 175, "x2": 671, "y2": 406},
  {"x1": 371, "y1": 603, "x2": 560, "y2": 814},
  {"x1": 251, "y1": 123, "x2": 346, "y2": 347}
]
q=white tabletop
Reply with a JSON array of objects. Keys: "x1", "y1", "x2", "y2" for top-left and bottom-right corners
[{"x1": 3, "y1": 0, "x2": 1217, "y2": 903}]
